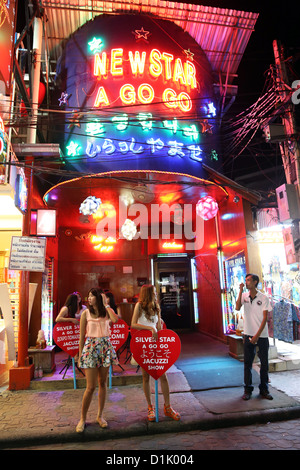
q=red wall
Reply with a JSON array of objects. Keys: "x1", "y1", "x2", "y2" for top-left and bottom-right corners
[
  {"x1": 194, "y1": 189, "x2": 249, "y2": 341},
  {"x1": 56, "y1": 227, "x2": 150, "y2": 312},
  {"x1": 51, "y1": 188, "x2": 251, "y2": 340}
]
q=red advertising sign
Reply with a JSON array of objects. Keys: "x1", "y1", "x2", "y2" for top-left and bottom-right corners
[
  {"x1": 110, "y1": 319, "x2": 129, "y2": 351},
  {"x1": 130, "y1": 329, "x2": 181, "y2": 380},
  {"x1": 53, "y1": 322, "x2": 80, "y2": 357}
]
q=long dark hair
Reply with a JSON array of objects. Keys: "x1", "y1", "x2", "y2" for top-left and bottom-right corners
[
  {"x1": 72, "y1": 291, "x2": 83, "y2": 309},
  {"x1": 64, "y1": 294, "x2": 79, "y2": 318},
  {"x1": 88, "y1": 288, "x2": 106, "y2": 318},
  {"x1": 105, "y1": 291, "x2": 118, "y2": 314}
]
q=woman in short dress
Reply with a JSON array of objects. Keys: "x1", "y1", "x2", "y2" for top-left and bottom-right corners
[
  {"x1": 76, "y1": 288, "x2": 119, "y2": 432},
  {"x1": 131, "y1": 284, "x2": 180, "y2": 422}
]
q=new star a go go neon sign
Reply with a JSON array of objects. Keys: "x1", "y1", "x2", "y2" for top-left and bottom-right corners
[
  {"x1": 64, "y1": 33, "x2": 216, "y2": 169},
  {"x1": 90, "y1": 39, "x2": 197, "y2": 112}
]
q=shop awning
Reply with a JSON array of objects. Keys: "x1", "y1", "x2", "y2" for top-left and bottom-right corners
[{"x1": 41, "y1": 0, "x2": 258, "y2": 84}]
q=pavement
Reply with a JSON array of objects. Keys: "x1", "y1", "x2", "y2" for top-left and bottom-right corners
[{"x1": 1, "y1": 331, "x2": 300, "y2": 449}]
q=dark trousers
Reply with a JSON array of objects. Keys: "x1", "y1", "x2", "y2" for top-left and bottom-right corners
[{"x1": 243, "y1": 335, "x2": 269, "y2": 394}]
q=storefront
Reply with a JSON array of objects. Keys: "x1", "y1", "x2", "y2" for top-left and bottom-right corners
[
  {"x1": 7, "y1": 4, "x2": 262, "y2": 389},
  {"x1": 0, "y1": 115, "x2": 26, "y2": 384},
  {"x1": 256, "y1": 208, "x2": 300, "y2": 343},
  {"x1": 38, "y1": 12, "x2": 260, "y2": 342}
]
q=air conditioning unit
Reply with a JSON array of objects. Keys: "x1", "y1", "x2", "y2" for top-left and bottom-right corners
[{"x1": 276, "y1": 184, "x2": 300, "y2": 222}]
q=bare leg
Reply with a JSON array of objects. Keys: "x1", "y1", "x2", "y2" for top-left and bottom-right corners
[
  {"x1": 76, "y1": 368, "x2": 98, "y2": 432},
  {"x1": 159, "y1": 373, "x2": 170, "y2": 407},
  {"x1": 141, "y1": 368, "x2": 152, "y2": 406},
  {"x1": 97, "y1": 366, "x2": 109, "y2": 427}
]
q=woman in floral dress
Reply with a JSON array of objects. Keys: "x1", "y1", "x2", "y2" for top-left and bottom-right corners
[{"x1": 76, "y1": 288, "x2": 119, "y2": 432}]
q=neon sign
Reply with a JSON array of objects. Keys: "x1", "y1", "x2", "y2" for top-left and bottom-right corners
[
  {"x1": 93, "y1": 47, "x2": 197, "y2": 111},
  {"x1": 67, "y1": 112, "x2": 203, "y2": 162},
  {"x1": 91, "y1": 235, "x2": 117, "y2": 253},
  {"x1": 162, "y1": 241, "x2": 184, "y2": 250},
  {"x1": 58, "y1": 16, "x2": 217, "y2": 175}
]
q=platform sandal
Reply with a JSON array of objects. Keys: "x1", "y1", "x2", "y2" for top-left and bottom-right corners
[
  {"x1": 147, "y1": 405, "x2": 155, "y2": 421},
  {"x1": 164, "y1": 404, "x2": 180, "y2": 421}
]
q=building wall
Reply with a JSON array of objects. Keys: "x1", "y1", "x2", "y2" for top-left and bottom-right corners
[
  {"x1": 194, "y1": 191, "x2": 251, "y2": 341},
  {"x1": 57, "y1": 227, "x2": 150, "y2": 311},
  {"x1": 194, "y1": 216, "x2": 222, "y2": 339}
]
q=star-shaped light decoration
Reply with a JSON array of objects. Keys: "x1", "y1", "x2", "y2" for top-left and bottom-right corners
[
  {"x1": 132, "y1": 27, "x2": 151, "y2": 42},
  {"x1": 58, "y1": 92, "x2": 70, "y2": 106},
  {"x1": 67, "y1": 110, "x2": 82, "y2": 129},
  {"x1": 208, "y1": 102, "x2": 216, "y2": 117},
  {"x1": 210, "y1": 149, "x2": 219, "y2": 161},
  {"x1": 66, "y1": 141, "x2": 81, "y2": 157},
  {"x1": 183, "y1": 49, "x2": 194, "y2": 60},
  {"x1": 200, "y1": 119, "x2": 213, "y2": 134},
  {"x1": 88, "y1": 37, "x2": 103, "y2": 53}
]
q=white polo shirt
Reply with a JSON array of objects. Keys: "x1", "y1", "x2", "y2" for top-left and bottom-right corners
[{"x1": 241, "y1": 290, "x2": 271, "y2": 338}]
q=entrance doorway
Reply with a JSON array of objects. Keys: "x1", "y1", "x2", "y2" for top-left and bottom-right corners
[{"x1": 153, "y1": 255, "x2": 194, "y2": 331}]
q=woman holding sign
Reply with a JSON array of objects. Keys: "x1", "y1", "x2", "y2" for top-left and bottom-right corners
[
  {"x1": 76, "y1": 288, "x2": 119, "y2": 432},
  {"x1": 131, "y1": 284, "x2": 180, "y2": 422}
]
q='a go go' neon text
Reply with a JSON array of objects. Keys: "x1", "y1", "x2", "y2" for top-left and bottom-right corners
[{"x1": 92, "y1": 48, "x2": 197, "y2": 112}]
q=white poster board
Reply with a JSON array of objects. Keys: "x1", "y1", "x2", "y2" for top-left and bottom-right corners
[{"x1": 9, "y1": 236, "x2": 46, "y2": 272}]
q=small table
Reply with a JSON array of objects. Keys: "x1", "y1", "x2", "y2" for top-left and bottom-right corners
[
  {"x1": 228, "y1": 334, "x2": 244, "y2": 360},
  {"x1": 28, "y1": 345, "x2": 56, "y2": 373}
]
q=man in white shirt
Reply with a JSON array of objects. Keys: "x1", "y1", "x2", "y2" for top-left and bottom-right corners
[{"x1": 236, "y1": 273, "x2": 273, "y2": 401}]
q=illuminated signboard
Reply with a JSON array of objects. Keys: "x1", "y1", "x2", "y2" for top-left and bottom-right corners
[
  {"x1": 54, "y1": 15, "x2": 218, "y2": 177},
  {"x1": 0, "y1": 116, "x2": 7, "y2": 184}
]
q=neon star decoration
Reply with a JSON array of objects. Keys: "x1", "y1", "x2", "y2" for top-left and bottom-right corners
[
  {"x1": 200, "y1": 119, "x2": 213, "y2": 134},
  {"x1": 68, "y1": 111, "x2": 82, "y2": 129},
  {"x1": 208, "y1": 102, "x2": 216, "y2": 117},
  {"x1": 210, "y1": 150, "x2": 218, "y2": 161},
  {"x1": 88, "y1": 37, "x2": 103, "y2": 53},
  {"x1": 132, "y1": 27, "x2": 151, "y2": 42},
  {"x1": 183, "y1": 49, "x2": 194, "y2": 60},
  {"x1": 66, "y1": 140, "x2": 81, "y2": 157},
  {"x1": 58, "y1": 92, "x2": 70, "y2": 106}
]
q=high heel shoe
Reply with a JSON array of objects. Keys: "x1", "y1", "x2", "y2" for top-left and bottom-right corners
[{"x1": 164, "y1": 404, "x2": 180, "y2": 421}]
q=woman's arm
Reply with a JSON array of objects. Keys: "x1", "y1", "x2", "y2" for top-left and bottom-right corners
[
  {"x1": 106, "y1": 306, "x2": 119, "y2": 323},
  {"x1": 131, "y1": 303, "x2": 158, "y2": 338},
  {"x1": 101, "y1": 293, "x2": 119, "y2": 323},
  {"x1": 78, "y1": 309, "x2": 87, "y2": 358},
  {"x1": 55, "y1": 306, "x2": 79, "y2": 324},
  {"x1": 157, "y1": 311, "x2": 162, "y2": 331}
]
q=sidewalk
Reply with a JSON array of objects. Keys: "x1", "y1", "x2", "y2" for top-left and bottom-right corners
[{"x1": 1, "y1": 332, "x2": 300, "y2": 449}]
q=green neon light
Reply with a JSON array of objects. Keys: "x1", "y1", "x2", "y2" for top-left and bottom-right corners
[
  {"x1": 88, "y1": 37, "x2": 103, "y2": 53},
  {"x1": 66, "y1": 141, "x2": 81, "y2": 156},
  {"x1": 86, "y1": 121, "x2": 106, "y2": 136}
]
